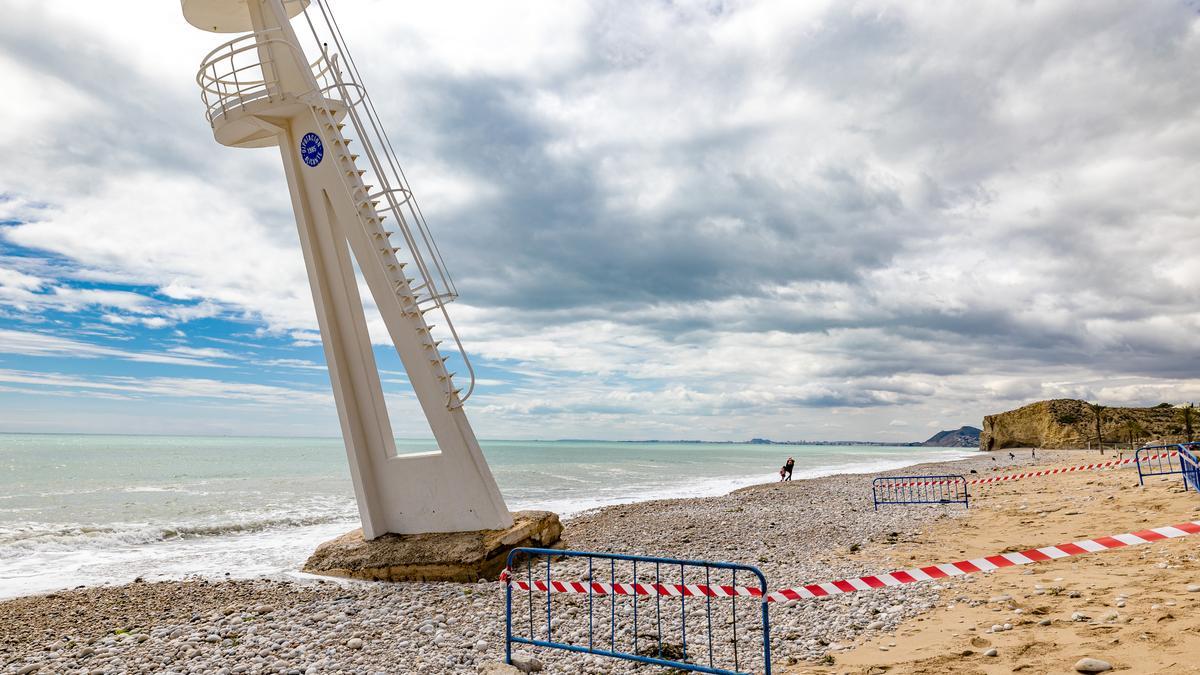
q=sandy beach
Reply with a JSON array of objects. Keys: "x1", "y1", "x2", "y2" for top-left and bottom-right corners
[
  {"x1": 3, "y1": 449, "x2": 1198, "y2": 674},
  {"x1": 788, "y1": 449, "x2": 1200, "y2": 675}
]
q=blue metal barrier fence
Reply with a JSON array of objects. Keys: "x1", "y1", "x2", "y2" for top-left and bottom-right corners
[
  {"x1": 872, "y1": 475, "x2": 968, "y2": 511},
  {"x1": 504, "y1": 548, "x2": 771, "y2": 675},
  {"x1": 1135, "y1": 444, "x2": 1193, "y2": 486},
  {"x1": 1181, "y1": 444, "x2": 1200, "y2": 493}
]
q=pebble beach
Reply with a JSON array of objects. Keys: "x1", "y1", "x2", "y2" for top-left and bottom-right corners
[{"x1": 9, "y1": 449, "x2": 1194, "y2": 675}]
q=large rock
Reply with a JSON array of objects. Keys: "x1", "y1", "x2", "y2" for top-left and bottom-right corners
[
  {"x1": 980, "y1": 399, "x2": 1191, "y2": 451},
  {"x1": 303, "y1": 510, "x2": 562, "y2": 583}
]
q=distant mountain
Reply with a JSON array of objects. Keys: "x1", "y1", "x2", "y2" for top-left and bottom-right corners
[{"x1": 920, "y1": 426, "x2": 981, "y2": 447}]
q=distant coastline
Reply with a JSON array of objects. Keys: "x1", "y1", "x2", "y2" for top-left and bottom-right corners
[{"x1": 566, "y1": 425, "x2": 983, "y2": 448}]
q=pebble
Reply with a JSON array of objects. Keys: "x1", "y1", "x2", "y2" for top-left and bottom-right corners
[
  {"x1": 984, "y1": 648, "x2": 998, "y2": 657},
  {"x1": 1071, "y1": 612, "x2": 1090, "y2": 622},
  {"x1": 1074, "y1": 657, "x2": 1113, "y2": 673},
  {"x1": 0, "y1": 458, "x2": 1043, "y2": 673},
  {"x1": 509, "y1": 653, "x2": 544, "y2": 673},
  {"x1": 1187, "y1": 584, "x2": 1200, "y2": 593}
]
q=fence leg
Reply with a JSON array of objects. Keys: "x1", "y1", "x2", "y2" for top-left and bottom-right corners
[
  {"x1": 761, "y1": 599, "x2": 772, "y2": 675},
  {"x1": 505, "y1": 569, "x2": 513, "y2": 665}
]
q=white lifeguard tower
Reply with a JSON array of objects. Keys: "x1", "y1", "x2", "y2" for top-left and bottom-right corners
[{"x1": 180, "y1": 0, "x2": 559, "y2": 577}]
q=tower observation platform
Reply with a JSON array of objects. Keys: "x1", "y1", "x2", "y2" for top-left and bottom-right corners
[{"x1": 180, "y1": 0, "x2": 560, "y2": 569}]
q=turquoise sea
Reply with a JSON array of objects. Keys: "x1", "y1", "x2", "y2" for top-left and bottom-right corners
[{"x1": 0, "y1": 434, "x2": 975, "y2": 598}]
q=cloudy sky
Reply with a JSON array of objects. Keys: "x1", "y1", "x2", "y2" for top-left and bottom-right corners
[{"x1": 1, "y1": 1, "x2": 1198, "y2": 441}]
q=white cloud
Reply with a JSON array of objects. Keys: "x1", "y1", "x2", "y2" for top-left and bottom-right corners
[
  {"x1": 1, "y1": 0, "x2": 1198, "y2": 439},
  {"x1": 0, "y1": 368, "x2": 330, "y2": 407},
  {"x1": 0, "y1": 328, "x2": 229, "y2": 368}
]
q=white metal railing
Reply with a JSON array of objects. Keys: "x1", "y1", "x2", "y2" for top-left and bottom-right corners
[
  {"x1": 196, "y1": 29, "x2": 343, "y2": 126},
  {"x1": 296, "y1": 1, "x2": 476, "y2": 406},
  {"x1": 193, "y1": 4, "x2": 478, "y2": 407}
]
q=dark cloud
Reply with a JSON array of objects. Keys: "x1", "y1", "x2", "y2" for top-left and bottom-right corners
[{"x1": 2, "y1": 1, "x2": 1198, "y2": 438}]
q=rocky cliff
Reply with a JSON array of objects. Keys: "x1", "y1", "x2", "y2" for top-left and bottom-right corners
[{"x1": 980, "y1": 399, "x2": 1194, "y2": 451}]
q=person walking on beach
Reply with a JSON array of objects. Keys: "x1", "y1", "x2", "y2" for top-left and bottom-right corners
[{"x1": 781, "y1": 456, "x2": 795, "y2": 481}]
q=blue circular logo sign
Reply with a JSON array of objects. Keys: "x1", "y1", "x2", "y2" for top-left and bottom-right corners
[{"x1": 300, "y1": 132, "x2": 324, "y2": 167}]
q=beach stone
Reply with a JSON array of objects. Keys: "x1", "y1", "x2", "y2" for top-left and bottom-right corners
[
  {"x1": 1071, "y1": 612, "x2": 1090, "y2": 622},
  {"x1": 1187, "y1": 584, "x2": 1200, "y2": 593},
  {"x1": 302, "y1": 511, "x2": 562, "y2": 582},
  {"x1": 984, "y1": 648, "x2": 998, "y2": 657},
  {"x1": 479, "y1": 664, "x2": 521, "y2": 675},
  {"x1": 16, "y1": 665, "x2": 41, "y2": 675},
  {"x1": 346, "y1": 638, "x2": 363, "y2": 650},
  {"x1": 509, "y1": 653, "x2": 543, "y2": 673},
  {"x1": 1074, "y1": 657, "x2": 1113, "y2": 673}
]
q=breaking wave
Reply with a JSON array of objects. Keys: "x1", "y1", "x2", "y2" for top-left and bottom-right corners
[{"x1": 0, "y1": 512, "x2": 356, "y2": 558}]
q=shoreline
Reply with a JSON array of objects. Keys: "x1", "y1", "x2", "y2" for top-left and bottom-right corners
[
  {"x1": 1, "y1": 449, "x2": 1068, "y2": 674},
  {"x1": 0, "y1": 445, "x2": 981, "y2": 601}
]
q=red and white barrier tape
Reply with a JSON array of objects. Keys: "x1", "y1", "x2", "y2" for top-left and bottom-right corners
[
  {"x1": 502, "y1": 520, "x2": 1200, "y2": 603},
  {"x1": 498, "y1": 573, "x2": 761, "y2": 598},
  {"x1": 893, "y1": 451, "x2": 1178, "y2": 489},
  {"x1": 766, "y1": 519, "x2": 1200, "y2": 602}
]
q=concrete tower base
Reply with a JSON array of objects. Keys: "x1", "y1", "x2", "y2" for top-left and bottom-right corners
[{"x1": 302, "y1": 511, "x2": 563, "y2": 583}]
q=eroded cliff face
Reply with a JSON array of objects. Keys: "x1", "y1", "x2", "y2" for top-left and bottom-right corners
[{"x1": 980, "y1": 399, "x2": 1192, "y2": 451}]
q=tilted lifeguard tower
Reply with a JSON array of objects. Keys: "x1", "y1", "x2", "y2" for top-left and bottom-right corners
[{"x1": 180, "y1": 0, "x2": 559, "y2": 577}]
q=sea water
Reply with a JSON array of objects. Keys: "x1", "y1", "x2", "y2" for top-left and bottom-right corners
[{"x1": 0, "y1": 434, "x2": 975, "y2": 599}]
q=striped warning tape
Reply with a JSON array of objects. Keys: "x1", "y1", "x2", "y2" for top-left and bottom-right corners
[
  {"x1": 766, "y1": 520, "x2": 1200, "y2": 602},
  {"x1": 498, "y1": 574, "x2": 761, "y2": 598},
  {"x1": 894, "y1": 452, "x2": 1178, "y2": 489},
  {"x1": 501, "y1": 520, "x2": 1200, "y2": 603}
]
